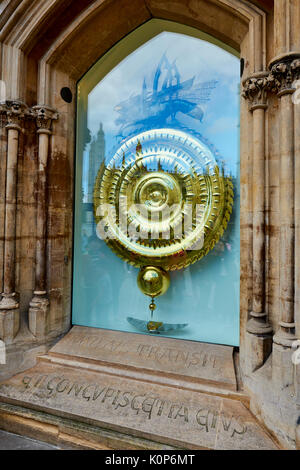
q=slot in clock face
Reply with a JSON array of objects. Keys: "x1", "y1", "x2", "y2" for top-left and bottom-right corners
[{"x1": 73, "y1": 25, "x2": 240, "y2": 346}]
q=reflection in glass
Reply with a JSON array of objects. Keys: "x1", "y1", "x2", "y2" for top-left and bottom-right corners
[{"x1": 73, "y1": 26, "x2": 240, "y2": 346}]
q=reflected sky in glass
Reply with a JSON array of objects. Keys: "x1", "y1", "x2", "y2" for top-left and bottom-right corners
[{"x1": 82, "y1": 32, "x2": 240, "y2": 199}]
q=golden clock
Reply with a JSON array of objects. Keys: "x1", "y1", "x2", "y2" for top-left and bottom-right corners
[{"x1": 94, "y1": 129, "x2": 233, "y2": 330}]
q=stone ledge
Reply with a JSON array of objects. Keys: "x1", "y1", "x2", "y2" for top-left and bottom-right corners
[
  {"x1": 0, "y1": 360, "x2": 280, "y2": 450},
  {"x1": 48, "y1": 326, "x2": 238, "y2": 392},
  {"x1": 0, "y1": 402, "x2": 178, "y2": 451}
]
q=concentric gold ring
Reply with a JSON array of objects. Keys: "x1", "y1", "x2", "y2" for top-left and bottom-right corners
[{"x1": 94, "y1": 129, "x2": 234, "y2": 271}]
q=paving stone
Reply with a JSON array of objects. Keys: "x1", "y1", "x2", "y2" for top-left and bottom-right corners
[{"x1": 0, "y1": 429, "x2": 59, "y2": 450}]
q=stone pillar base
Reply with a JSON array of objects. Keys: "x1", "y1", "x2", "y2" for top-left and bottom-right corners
[
  {"x1": 272, "y1": 343, "x2": 295, "y2": 390},
  {"x1": 28, "y1": 294, "x2": 49, "y2": 338},
  {"x1": 246, "y1": 313, "x2": 273, "y2": 336},
  {"x1": 0, "y1": 307, "x2": 20, "y2": 344},
  {"x1": 244, "y1": 330, "x2": 273, "y2": 374},
  {"x1": 273, "y1": 324, "x2": 297, "y2": 348}
]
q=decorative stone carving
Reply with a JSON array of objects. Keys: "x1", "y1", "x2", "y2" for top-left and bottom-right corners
[
  {"x1": 291, "y1": 59, "x2": 300, "y2": 81},
  {"x1": 243, "y1": 57, "x2": 300, "y2": 104},
  {"x1": 0, "y1": 100, "x2": 32, "y2": 129},
  {"x1": 270, "y1": 55, "x2": 300, "y2": 96},
  {"x1": 270, "y1": 62, "x2": 294, "y2": 95},
  {"x1": 242, "y1": 71, "x2": 283, "y2": 108},
  {"x1": 242, "y1": 72, "x2": 270, "y2": 110},
  {"x1": 32, "y1": 105, "x2": 58, "y2": 133}
]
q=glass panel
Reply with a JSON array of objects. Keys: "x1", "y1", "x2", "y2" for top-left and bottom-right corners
[{"x1": 73, "y1": 21, "x2": 240, "y2": 346}]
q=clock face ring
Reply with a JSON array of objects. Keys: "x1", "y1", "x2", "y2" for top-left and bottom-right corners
[
  {"x1": 94, "y1": 128, "x2": 234, "y2": 271},
  {"x1": 134, "y1": 172, "x2": 181, "y2": 211}
]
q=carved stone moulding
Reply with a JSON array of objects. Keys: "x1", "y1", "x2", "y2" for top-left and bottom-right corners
[
  {"x1": 269, "y1": 53, "x2": 300, "y2": 97},
  {"x1": 32, "y1": 105, "x2": 58, "y2": 132},
  {"x1": 0, "y1": 102, "x2": 58, "y2": 131},
  {"x1": 242, "y1": 53, "x2": 300, "y2": 105},
  {"x1": 242, "y1": 71, "x2": 271, "y2": 110},
  {"x1": 0, "y1": 100, "x2": 34, "y2": 130}
]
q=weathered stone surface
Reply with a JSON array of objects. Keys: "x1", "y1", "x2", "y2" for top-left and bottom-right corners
[
  {"x1": 244, "y1": 332, "x2": 272, "y2": 374},
  {"x1": 0, "y1": 361, "x2": 279, "y2": 450},
  {"x1": 0, "y1": 429, "x2": 59, "y2": 450},
  {"x1": 28, "y1": 297, "x2": 50, "y2": 338},
  {"x1": 49, "y1": 326, "x2": 237, "y2": 391},
  {"x1": 0, "y1": 309, "x2": 20, "y2": 344},
  {"x1": 296, "y1": 420, "x2": 300, "y2": 450},
  {"x1": 0, "y1": 401, "x2": 176, "y2": 450}
]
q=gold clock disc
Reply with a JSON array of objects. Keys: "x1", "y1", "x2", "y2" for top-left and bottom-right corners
[{"x1": 94, "y1": 129, "x2": 233, "y2": 271}]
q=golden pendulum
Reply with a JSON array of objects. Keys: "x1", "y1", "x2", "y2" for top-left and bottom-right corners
[
  {"x1": 148, "y1": 297, "x2": 162, "y2": 332},
  {"x1": 149, "y1": 297, "x2": 156, "y2": 319},
  {"x1": 137, "y1": 266, "x2": 170, "y2": 332}
]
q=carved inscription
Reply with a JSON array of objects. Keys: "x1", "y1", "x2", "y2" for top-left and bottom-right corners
[
  {"x1": 136, "y1": 344, "x2": 217, "y2": 369},
  {"x1": 19, "y1": 374, "x2": 247, "y2": 439},
  {"x1": 71, "y1": 334, "x2": 219, "y2": 370},
  {"x1": 74, "y1": 335, "x2": 128, "y2": 353}
]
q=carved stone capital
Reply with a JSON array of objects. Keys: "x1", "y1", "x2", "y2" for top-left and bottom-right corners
[
  {"x1": 291, "y1": 58, "x2": 300, "y2": 81},
  {"x1": 0, "y1": 100, "x2": 29, "y2": 131},
  {"x1": 243, "y1": 56, "x2": 300, "y2": 105},
  {"x1": 32, "y1": 105, "x2": 58, "y2": 132},
  {"x1": 242, "y1": 72, "x2": 271, "y2": 110},
  {"x1": 270, "y1": 55, "x2": 300, "y2": 96}
]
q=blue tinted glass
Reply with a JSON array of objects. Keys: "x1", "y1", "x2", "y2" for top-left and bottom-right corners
[{"x1": 73, "y1": 25, "x2": 240, "y2": 346}]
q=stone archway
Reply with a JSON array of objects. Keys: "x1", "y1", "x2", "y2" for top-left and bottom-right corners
[
  {"x1": 31, "y1": 0, "x2": 268, "y2": 376},
  {"x1": 3, "y1": 0, "x2": 267, "y2": 356},
  {"x1": 0, "y1": 0, "x2": 299, "y2": 449}
]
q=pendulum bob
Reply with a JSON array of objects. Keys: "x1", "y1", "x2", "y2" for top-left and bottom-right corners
[
  {"x1": 137, "y1": 266, "x2": 170, "y2": 299},
  {"x1": 137, "y1": 266, "x2": 170, "y2": 331}
]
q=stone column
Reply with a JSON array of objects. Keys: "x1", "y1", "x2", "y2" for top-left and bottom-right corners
[
  {"x1": 242, "y1": 74, "x2": 273, "y2": 372},
  {"x1": 270, "y1": 58, "x2": 300, "y2": 347},
  {"x1": 0, "y1": 101, "x2": 27, "y2": 343},
  {"x1": 28, "y1": 105, "x2": 58, "y2": 338},
  {"x1": 269, "y1": 56, "x2": 300, "y2": 387}
]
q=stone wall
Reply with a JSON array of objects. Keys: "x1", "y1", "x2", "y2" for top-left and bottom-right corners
[{"x1": 0, "y1": 0, "x2": 299, "y2": 449}]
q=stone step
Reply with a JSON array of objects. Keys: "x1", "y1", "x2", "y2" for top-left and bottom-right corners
[
  {"x1": 0, "y1": 400, "x2": 177, "y2": 450},
  {"x1": 0, "y1": 360, "x2": 280, "y2": 450},
  {"x1": 39, "y1": 352, "x2": 247, "y2": 404},
  {"x1": 0, "y1": 326, "x2": 281, "y2": 449},
  {"x1": 47, "y1": 326, "x2": 239, "y2": 392}
]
